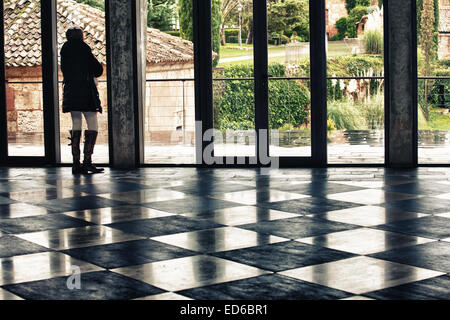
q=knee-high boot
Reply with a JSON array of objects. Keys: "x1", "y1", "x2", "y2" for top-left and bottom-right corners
[
  {"x1": 82, "y1": 130, "x2": 104, "y2": 173},
  {"x1": 68, "y1": 130, "x2": 87, "y2": 174}
]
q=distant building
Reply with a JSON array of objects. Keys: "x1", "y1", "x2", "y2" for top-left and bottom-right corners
[{"x1": 438, "y1": 0, "x2": 450, "y2": 59}]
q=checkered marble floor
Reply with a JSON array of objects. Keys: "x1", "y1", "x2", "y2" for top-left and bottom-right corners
[{"x1": 1, "y1": 167, "x2": 450, "y2": 300}]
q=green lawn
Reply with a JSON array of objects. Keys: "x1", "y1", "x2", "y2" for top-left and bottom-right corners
[
  {"x1": 217, "y1": 41, "x2": 355, "y2": 67},
  {"x1": 425, "y1": 107, "x2": 450, "y2": 130}
]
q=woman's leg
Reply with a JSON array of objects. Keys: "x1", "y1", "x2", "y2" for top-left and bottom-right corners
[
  {"x1": 69, "y1": 112, "x2": 85, "y2": 174},
  {"x1": 70, "y1": 111, "x2": 83, "y2": 131},
  {"x1": 81, "y1": 112, "x2": 103, "y2": 173},
  {"x1": 83, "y1": 111, "x2": 99, "y2": 132}
]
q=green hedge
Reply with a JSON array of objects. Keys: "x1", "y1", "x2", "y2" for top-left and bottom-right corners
[
  {"x1": 224, "y1": 28, "x2": 248, "y2": 44},
  {"x1": 426, "y1": 69, "x2": 450, "y2": 109},
  {"x1": 213, "y1": 63, "x2": 310, "y2": 130}
]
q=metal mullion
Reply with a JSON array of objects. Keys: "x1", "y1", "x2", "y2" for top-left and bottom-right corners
[
  {"x1": 132, "y1": 0, "x2": 145, "y2": 166},
  {"x1": 253, "y1": 0, "x2": 269, "y2": 165},
  {"x1": 193, "y1": 0, "x2": 213, "y2": 166},
  {"x1": 309, "y1": 0, "x2": 327, "y2": 167},
  {"x1": 411, "y1": 0, "x2": 418, "y2": 167},
  {"x1": 41, "y1": 0, "x2": 60, "y2": 165}
]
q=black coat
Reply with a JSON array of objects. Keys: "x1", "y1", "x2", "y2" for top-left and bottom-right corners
[{"x1": 60, "y1": 39, "x2": 103, "y2": 113}]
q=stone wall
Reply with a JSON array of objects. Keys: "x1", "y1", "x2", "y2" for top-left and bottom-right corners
[
  {"x1": 438, "y1": 2, "x2": 450, "y2": 59},
  {"x1": 326, "y1": 0, "x2": 379, "y2": 38},
  {"x1": 145, "y1": 63, "x2": 195, "y2": 145},
  {"x1": 326, "y1": 0, "x2": 347, "y2": 38},
  {"x1": 6, "y1": 62, "x2": 196, "y2": 146}
]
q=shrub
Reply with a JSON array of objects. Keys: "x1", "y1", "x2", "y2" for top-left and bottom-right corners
[
  {"x1": 335, "y1": 17, "x2": 348, "y2": 40},
  {"x1": 224, "y1": 28, "x2": 248, "y2": 44},
  {"x1": 363, "y1": 97, "x2": 384, "y2": 129},
  {"x1": 363, "y1": 30, "x2": 383, "y2": 54},
  {"x1": 347, "y1": 6, "x2": 369, "y2": 38},
  {"x1": 213, "y1": 63, "x2": 310, "y2": 130},
  {"x1": 327, "y1": 100, "x2": 367, "y2": 130},
  {"x1": 428, "y1": 69, "x2": 450, "y2": 109}
]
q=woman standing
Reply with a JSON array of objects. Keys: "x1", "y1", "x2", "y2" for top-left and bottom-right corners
[{"x1": 61, "y1": 26, "x2": 104, "y2": 174}]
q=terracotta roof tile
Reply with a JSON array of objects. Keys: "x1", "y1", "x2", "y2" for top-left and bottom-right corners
[{"x1": 4, "y1": 0, "x2": 194, "y2": 67}]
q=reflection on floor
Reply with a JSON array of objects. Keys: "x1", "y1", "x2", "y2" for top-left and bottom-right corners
[{"x1": 0, "y1": 167, "x2": 450, "y2": 300}]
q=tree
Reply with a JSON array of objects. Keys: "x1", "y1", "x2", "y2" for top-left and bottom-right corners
[
  {"x1": 178, "y1": 0, "x2": 193, "y2": 40},
  {"x1": 220, "y1": 0, "x2": 239, "y2": 45},
  {"x1": 420, "y1": 0, "x2": 437, "y2": 120},
  {"x1": 75, "y1": 0, "x2": 104, "y2": 11},
  {"x1": 147, "y1": 0, "x2": 176, "y2": 31},
  {"x1": 345, "y1": 0, "x2": 357, "y2": 13},
  {"x1": 211, "y1": 0, "x2": 222, "y2": 67},
  {"x1": 346, "y1": 0, "x2": 370, "y2": 13},
  {"x1": 178, "y1": 0, "x2": 221, "y2": 66},
  {"x1": 417, "y1": 0, "x2": 439, "y2": 59},
  {"x1": 268, "y1": 0, "x2": 309, "y2": 41},
  {"x1": 347, "y1": 6, "x2": 369, "y2": 38}
]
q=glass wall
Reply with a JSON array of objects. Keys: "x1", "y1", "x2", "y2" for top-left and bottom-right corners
[
  {"x1": 213, "y1": 0, "x2": 256, "y2": 157},
  {"x1": 4, "y1": 0, "x2": 45, "y2": 157},
  {"x1": 418, "y1": 0, "x2": 450, "y2": 164},
  {"x1": 144, "y1": 0, "x2": 196, "y2": 164},
  {"x1": 57, "y1": 0, "x2": 109, "y2": 164},
  {"x1": 326, "y1": 0, "x2": 385, "y2": 164},
  {"x1": 268, "y1": 0, "x2": 311, "y2": 157}
]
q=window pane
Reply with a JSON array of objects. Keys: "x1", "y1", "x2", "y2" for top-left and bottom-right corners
[
  {"x1": 213, "y1": 0, "x2": 255, "y2": 157},
  {"x1": 418, "y1": 0, "x2": 450, "y2": 164},
  {"x1": 144, "y1": 0, "x2": 196, "y2": 164},
  {"x1": 326, "y1": 0, "x2": 385, "y2": 164},
  {"x1": 268, "y1": 0, "x2": 311, "y2": 157},
  {"x1": 4, "y1": 0, "x2": 45, "y2": 157}
]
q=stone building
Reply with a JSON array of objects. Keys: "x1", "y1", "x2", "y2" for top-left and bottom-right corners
[
  {"x1": 4, "y1": 0, "x2": 195, "y2": 146},
  {"x1": 326, "y1": 0, "x2": 378, "y2": 38},
  {"x1": 438, "y1": 0, "x2": 450, "y2": 59},
  {"x1": 326, "y1": 0, "x2": 348, "y2": 38}
]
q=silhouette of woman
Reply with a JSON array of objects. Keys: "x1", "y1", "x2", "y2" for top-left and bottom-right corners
[{"x1": 61, "y1": 26, "x2": 104, "y2": 174}]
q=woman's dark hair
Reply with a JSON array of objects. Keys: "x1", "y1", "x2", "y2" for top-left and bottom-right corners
[{"x1": 66, "y1": 27, "x2": 83, "y2": 41}]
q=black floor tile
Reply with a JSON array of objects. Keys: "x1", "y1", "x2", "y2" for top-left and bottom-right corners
[
  {"x1": 0, "y1": 235, "x2": 49, "y2": 258},
  {"x1": 258, "y1": 197, "x2": 361, "y2": 214},
  {"x1": 0, "y1": 181, "x2": 56, "y2": 193},
  {"x1": 178, "y1": 274, "x2": 351, "y2": 300},
  {"x1": 62, "y1": 239, "x2": 197, "y2": 269},
  {"x1": 213, "y1": 241, "x2": 356, "y2": 272},
  {"x1": 238, "y1": 216, "x2": 359, "y2": 239},
  {"x1": 69, "y1": 182, "x2": 152, "y2": 195},
  {"x1": 382, "y1": 197, "x2": 450, "y2": 214},
  {"x1": 273, "y1": 182, "x2": 366, "y2": 196},
  {"x1": 365, "y1": 275, "x2": 450, "y2": 300},
  {"x1": 107, "y1": 215, "x2": 223, "y2": 238},
  {"x1": 3, "y1": 270, "x2": 165, "y2": 300},
  {"x1": 168, "y1": 182, "x2": 255, "y2": 196},
  {"x1": 0, "y1": 214, "x2": 93, "y2": 234},
  {"x1": 34, "y1": 196, "x2": 129, "y2": 213},
  {"x1": 0, "y1": 196, "x2": 15, "y2": 205},
  {"x1": 142, "y1": 195, "x2": 243, "y2": 214},
  {"x1": 383, "y1": 181, "x2": 450, "y2": 196},
  {"x1": 369, "y1": 241, "x2": 450, "y2": 273},
  {"x1": 374, "y1": 216, "x2": 450, "y2": 240},
  {"x1": 0, "y1": 203, "x2": 51, "y2": 219}
]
